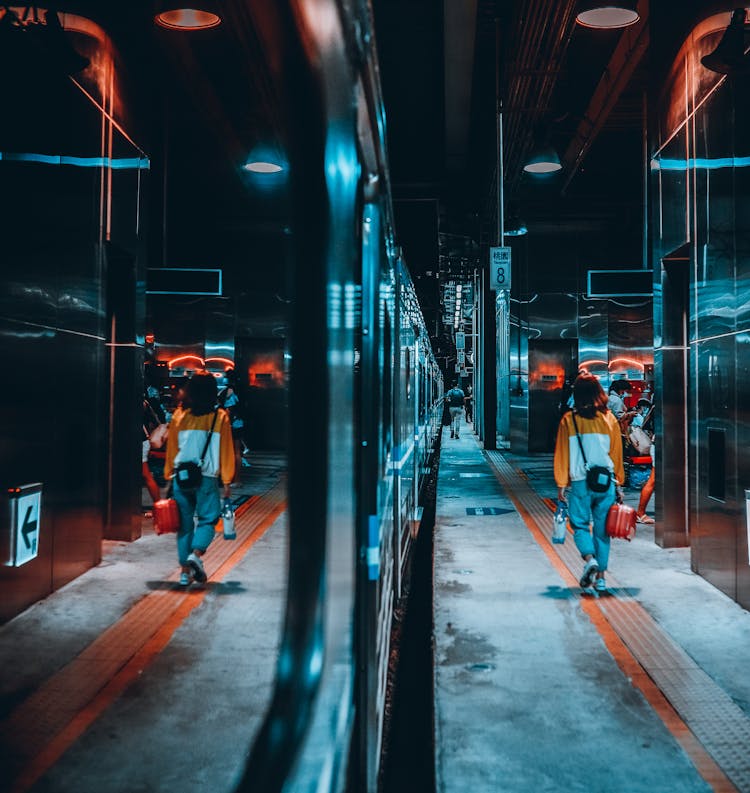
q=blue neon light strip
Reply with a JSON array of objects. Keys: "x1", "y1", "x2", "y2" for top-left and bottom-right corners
[
  {"x1": 367, "y1": 514, "x2": 380, "y2": 580},
  {"x1": 0, "y1": 152, "x2": 150, "y2": 169},
  {"x1": 654, "y1": 156, "x2": 750, "y2": 171}
]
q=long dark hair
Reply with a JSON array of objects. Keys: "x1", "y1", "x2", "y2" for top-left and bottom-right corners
[
  {"x1": 184, "y1": 372, "x2": 217, "y2": 416},
  {"x1": 573, "y1": 372, "x2": 608, "y2": 419}
]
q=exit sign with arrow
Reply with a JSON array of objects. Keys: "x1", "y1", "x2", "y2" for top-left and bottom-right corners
[{"x1": 6, "y1": 483, "x2": 42, "y2": 567}]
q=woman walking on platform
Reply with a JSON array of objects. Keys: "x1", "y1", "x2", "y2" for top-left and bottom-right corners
[
  {"x1": 164, "y1": 372, "x2": 235, "y2": 586},
  {"x1": 553, "y1": 372, "x2": 624, "y2": 592}
]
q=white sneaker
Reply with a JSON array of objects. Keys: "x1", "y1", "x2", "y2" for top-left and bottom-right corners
[
  {"x1": 579, "y1": 558, "x2": 599, "y2": 588},
  {"x1": 187, "y1": 552, "x2": 207, "y2": 583}
]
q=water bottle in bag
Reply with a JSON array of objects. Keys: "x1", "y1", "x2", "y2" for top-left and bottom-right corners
[
  {"x1": 221, "y1": 498, "x2": 236, "y2": 540},
  {"x1": 552, "y1": 499, "x2": 568, "y2": 544}
]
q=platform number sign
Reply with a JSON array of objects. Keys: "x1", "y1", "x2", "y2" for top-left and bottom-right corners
[
  {"x1": 6, "y1": 483, "x2": 42, "y2": 567},
  {"x1": 489, "y1": 246, "x2": 511, "y2": 291}
]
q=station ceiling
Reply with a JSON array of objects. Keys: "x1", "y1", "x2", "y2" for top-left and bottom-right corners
[
  {"x1": 6, "y1": 1, "x2": 731, "y2": 343},
  {"x1": 373, "y1": 0, "x2": 743, "y2": 347}
]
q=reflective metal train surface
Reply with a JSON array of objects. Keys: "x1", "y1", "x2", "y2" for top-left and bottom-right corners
[
  {"x1": 231, "y1": 5, "x2": 444, "y2": 790},
  {"x1": 0, "y1": 1, "x2": 442, "y2": 790}
]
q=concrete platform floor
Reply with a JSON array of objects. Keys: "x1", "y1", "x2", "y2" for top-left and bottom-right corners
[
  {"x1": 0, "y1": 454, "x2": 287, "y2": 793},
  {"x1": 434, "y1": 421, "x2": 750, "y2": 793}
]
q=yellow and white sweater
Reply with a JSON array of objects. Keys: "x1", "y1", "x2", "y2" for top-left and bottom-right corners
[
  {"x1": 164, "y1": 408, "x2": 235, "y2": 485},
  {"x1": 553, "y1": 410, "x2": 624, "y2": 488}
]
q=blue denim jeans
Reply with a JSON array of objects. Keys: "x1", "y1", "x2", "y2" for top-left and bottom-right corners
[
  {"x1": 449, "y1": 407, "x2": 462, "y2": 434},
  {"x1": 173, "y1": 475, "x2": 221, "y2": 565},
  {"x1": 567, "y1": 478, "x2": 615, "y2": 572}
]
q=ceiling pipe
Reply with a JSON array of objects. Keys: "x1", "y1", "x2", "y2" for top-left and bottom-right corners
[
  {"x1": 560, "y1": 0, "x2": 650, "y2": 194},
  {"x1": 502, "y1": 0, "x2": 579, "y2": 188}
]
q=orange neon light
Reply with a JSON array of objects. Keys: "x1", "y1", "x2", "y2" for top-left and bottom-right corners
[
  {"x1": 204, "y1": 357, "x2": 235, "y2": 369},
  {"x1": 167, "y1": 355, "x2": 205, "y2": 368},
  {"x1": 579, "y1": 358, "x2": 647, "y2": 372},
  {"x1": 609, "y1": 357, "x2": 645, "y2": 371},
  {"x1": 166, "y1": 355, "x2": 235, "y2": 370}
]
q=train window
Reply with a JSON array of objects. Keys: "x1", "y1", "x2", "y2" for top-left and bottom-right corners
[
  {"x1": 707, "y1": 428, "x2": 726, "y2": 501},
  {"x1": 405, "y1": 347, "x2": 411, "y2": 401},
  {"x1": 382, "y1": 309, "x2": 392, "y2": 457}
]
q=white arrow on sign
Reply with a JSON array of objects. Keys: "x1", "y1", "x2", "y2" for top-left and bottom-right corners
[{"x1": 9, "y1": 488, "x2": 42, "y2": 567}]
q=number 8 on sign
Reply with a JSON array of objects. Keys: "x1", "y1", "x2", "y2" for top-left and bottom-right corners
[{"x1": 489, "y1": 246, "x2": 512, "y2": 291}]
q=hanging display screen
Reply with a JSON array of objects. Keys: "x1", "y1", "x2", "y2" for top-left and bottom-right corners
[
  {"x1": 146, "y1": 268, "x2": 223, "y2": 295},
  {"x1": 587, "y1": 269, "x2": 653, "y2": 297}
]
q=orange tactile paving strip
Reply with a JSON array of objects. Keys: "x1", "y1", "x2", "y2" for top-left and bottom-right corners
[
  {"x1": 485, "y1": 450, "x2": 749, "y2": 793},
  {"x1": 0, "y1": 480, "x2": 287, "y2": 793}
]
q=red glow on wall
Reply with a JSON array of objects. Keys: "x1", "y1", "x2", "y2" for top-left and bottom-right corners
[
  {"x1": 247, "y1": 354, "x2": 284, "y2": 388},
  {"x1": 529, "y1": 362, "x2": 564, "y2": 390}
]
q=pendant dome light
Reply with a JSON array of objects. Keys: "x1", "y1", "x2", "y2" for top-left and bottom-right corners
[
  {"x1": 701, "y1": 9, "x2": 750, "y2": 75},
  {"x1": 154, "y1": 3, "x2": 221, "y2": 31},
  {"x1": 575, "y1": 1, "x2": 640, "y2": 30},
  {"x1": 522, "y1": 144, "x2": 562, "y2": 174}
]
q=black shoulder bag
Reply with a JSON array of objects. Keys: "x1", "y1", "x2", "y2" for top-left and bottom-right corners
[
  {"x1": 175, "y1": 410, "x2": 219, "y2": 490},
  {"x1": 570, "y1": 411, "x2": 612, "y2": 493}
]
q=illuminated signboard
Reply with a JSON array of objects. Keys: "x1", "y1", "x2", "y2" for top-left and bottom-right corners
[{"x1": 6, "y1": 483, "x2": 42, "y2": 568}]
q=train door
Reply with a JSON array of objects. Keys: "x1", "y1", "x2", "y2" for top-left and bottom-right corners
[
  {"x1": 527, "y1": 340, "x2": 577, "y2": 453},
  {"x1": 658, "y1": 249, "x2": 690, "y2": 548}
]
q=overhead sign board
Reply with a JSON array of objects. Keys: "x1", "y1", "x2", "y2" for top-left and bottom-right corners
[
  {"x1": 455, "y1": 332, "x2": 465, "y2": 350},
  {"x1": 587, "y1": 269, "x2": 653, "y2": 297},
  {"x1": 457, "y1": 351, "x2": 465, "y2": 365},
  {"x1": 7, "y1": 483, "x2": 42, "y2": 567},
  {"x1": 489, "y1": 247, "x2": 511, "y2": 291},
  {"x1": 146, "y1": 268, "x2": 223, "y2": 296}
]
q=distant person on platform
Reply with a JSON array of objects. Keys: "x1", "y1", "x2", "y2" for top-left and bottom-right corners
[
  {"x1": 218, "y1": 369, "x2": 246, "y2": 483},
  {"x1": 164, "y1": 372, "x2": 235, "y2": 586},
  {"x1": 554, "y1": 372, "x2": 624, "y2": 593},
  {"x1": 445, "y1": 382, "x2": 465, "y2": 439},
  {"x1": 464, "y1": 384, "x2": 474, "y2": 424},
  {"x1": 141, "y1": 397, "x2": 164, "y2": 509}
]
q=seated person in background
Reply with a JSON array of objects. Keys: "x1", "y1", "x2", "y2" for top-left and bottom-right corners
[
  {"x1": 628, "y1": 398, "x2": 654, "y2": 456},
  {"x1": 631, "y1": 398, "x2": 653, "y2": 431}
]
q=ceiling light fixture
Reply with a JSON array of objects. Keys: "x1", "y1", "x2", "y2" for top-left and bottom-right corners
[
  {"x1": 243, "y1": 161, "x2": 284, "y2": 173},
  {"x1": 522, "y1": 144, "x2": 562, "y2": 174},
  {"x1": 701, "y1": 9, "x2": 750, "y2": 74},
  {"x1": 575, "y1": 1, "x2": 640, "y2": 30},
  {"x1": 154, "y1": 5, "x2": 221, "y2": 31},
  {"x1": 505, "y1": 217, "x2": 528, "y2": 236}
]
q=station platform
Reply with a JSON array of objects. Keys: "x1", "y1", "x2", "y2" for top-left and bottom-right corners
[
  {"x1": 0, "y1": 455, "x2": 287, "y2": 793},
  {"x1": 434, "y1": 421, "x2": 750, "y2": 793},
  {"x1": 4, "y1": 438, "x2": 750, "y2": 793}
]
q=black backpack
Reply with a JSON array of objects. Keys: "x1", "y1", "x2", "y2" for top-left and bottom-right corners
[{"x1": 448, "y1": 388, "x2": 464, "y2": 407}]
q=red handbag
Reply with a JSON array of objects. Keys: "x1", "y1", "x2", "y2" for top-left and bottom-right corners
[
  {"x1": 153, "y1": 498, "x2": 180, "y2": 535},
  {"x1": 606, "y1": 502, "x2": 637, "y2": 541}
]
